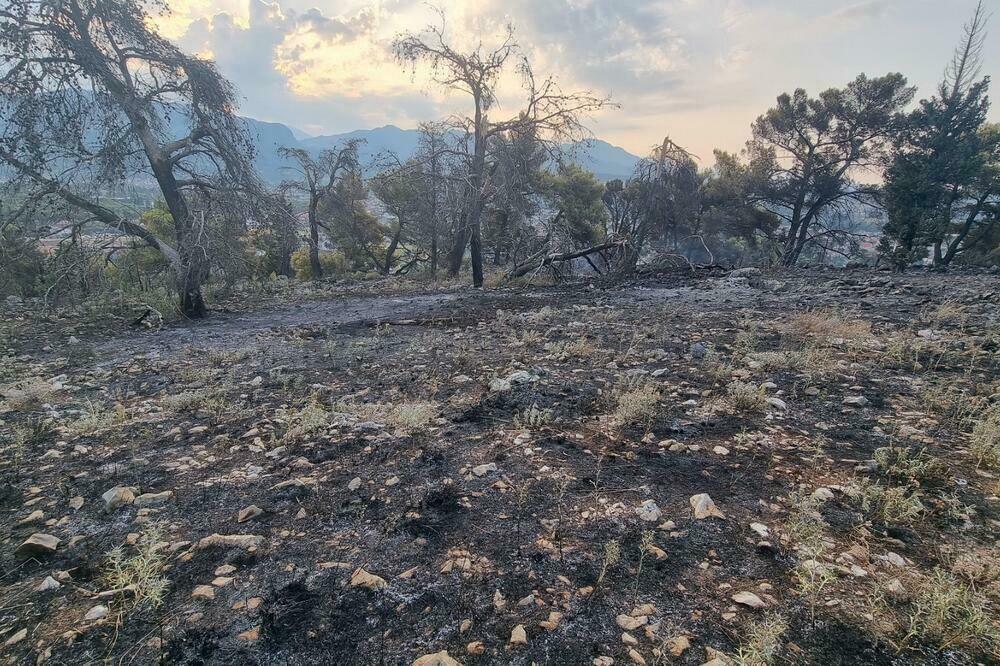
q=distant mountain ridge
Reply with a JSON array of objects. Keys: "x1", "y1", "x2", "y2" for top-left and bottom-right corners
[{"x1": 242, "y1": 118, "x2": 642, "y2": 183}]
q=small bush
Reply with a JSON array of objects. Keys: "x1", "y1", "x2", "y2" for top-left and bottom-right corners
[
  {"x1": 785, "y1": 309, "x2": 871, "y2": 345},
  {"x1": 855, "y1": 479, "x2": 925, "y2": 525},
  {"x1": 103, "y1": 524, "x2": 169, "y2": 610},
  {"x1": 874, "y1": 446, "x2": 948, "y2": 485},
  {"x1": 611, "y1": 384, "x2": 660, "y2": 427},
  {"x1": 727, "y1": 381, "x2": 766, "y2": 413},
  {"x1": 291, "y1": 248, "x2": 349, "y2": 280},
  {"x1": 733, "y1": 614, "x2": 788, "y2": 666},
  {"x1": 1, "y1": 378, "x2": 57, "y2": 411},
  {"x1": 161, "y1": 388, "x2": 221, "y2": 414},
  {"x1": 334, "y1": 400, "x2": 438, "y2": 433}
]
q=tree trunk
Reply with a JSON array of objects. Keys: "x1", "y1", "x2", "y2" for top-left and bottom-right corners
[
  {"x1": 308, "y1": 202, "x2": 322, "y2": 279},
  {"x1": 447, "y1": 221, "x2": 469, "y2": 276},
  {"x1": 383, "y1": 221, "x2": 403, "y2": 275},
  {"x1": 470, "y1": 215, "x2": 484, "y2": 288},
  {"x1": 430, "y1": 232, "x2": 438, "y2": 275}
]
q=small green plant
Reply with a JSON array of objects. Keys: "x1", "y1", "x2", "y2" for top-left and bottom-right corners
[
  {"x1": 513, "y1": 402, "x2": 554, "y2": 428},
  {"x1": 854, "y1": 479, "x2": 926, "y2": 525},
  {"x1": 595, "y1": 539, "x2": 621, "y2": 592},
  {"x1": 334, "y1": 400, "x2": 438, "y2": 434},
  {"x1": 633, "y1": 530, "x2": 654, "y2": 601},
  {"x1": 874, "y1": 446, "x2": 948, "y2": 485},
  {"x1": 784, "y1": 491, "x2": 836, "y2": 620},
  {"x1": 103, "y1": 524, "x2": 169, "y2": 610},
  {"x1": 161, "y1": 388, "x2": 221, "y2": 414},
  {"x1": 282, "y1": 403, "x2": 332, "y2": 441},
  {"x1": 733, "y1": 614, "x2": 788, "y2": 665},
  {"x1": 904, "y1": 569, "x2": 999, "y2": 653},
  {"x1": 70, "y1": 399, "x2": 129, "y2": 435}
]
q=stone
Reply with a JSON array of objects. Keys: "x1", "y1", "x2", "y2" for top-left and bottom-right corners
[
  {"x1": 16, "y1": 510, "x2": 44, "y2": 525},
  {"x1": 732, "y1": 591, "x2": 766, "y2": 609},
  {"x1": 83, "y1": 605, "x2": 109, "y2": 621},
  {"x1": 713, "y1": 446, "x2": 730, "y2": 455},
  {"x1": 350, "y1": 568, "x2": 387, "y2": 590},
  {"x1": 36, "y1": 576, "x2": 61, "y2": 592},
  {"x1": 412, "y1": 651, "x2": 461, "y2": 666},
  {"x1": 472, "y1": 463, "x2": 497, "y2": 477},
  {"x1": 666, "y1": 635, "x2": 690, "y2": 657},
  {"x1": 69, "y1": 496, "x2": 84, "y2": 511},
  {"x1": 690, "y1": 494, "x2": 725, "y2": 520},
  {"x1": 134, "y1": 491, "x2": 173, "y2": 508},
  {"x1": 811, "y1": 487, "x2": 835, "y2": 502},
  {"x1": 749, "y1": 523, "x2": 770, "y2": 538},
  {"x1": 593, "y1": 658, "x2": 615, "y2": 666},
  {"x1": 842, "y1": 396, "x2": 869, "y2": 408},
  {"x1": 621, "y1": 632, "x2": 638, "y2": 646},
  {"x1": 627, "y1": 648, "x2": 646, "y2": 665},
  {"x1": 237, "y1": 505, "x2": 264, "y2": 523},
  {"x1": 4, "y1": 628, "x2": 27, "y2": 646},
  {"x1": 636, "y1": 499, "x2": 662, "y2": 522},
  {"x1": 15, "y1": 533, "x2": 60, "y2": 559},
  {"x1": 196, "y1": 533, "x2": 264, "y2": 550},
  {"x1": 509, "y1": 624, "x2": 528, "y2": 645},
  {"x1": 467, "y1": 641, "x2": 484, "y2": 655},
  {"x1": 102, "y1": 486, "x2": 135, "y2": 512},
  {"x1": 237, "y1": 626, "x2": 260, "y2": 642},
  {"x1": 539, "y1": 611, "x2": 562, "y2": 631},
  {"x1": 766, "y1": 397, "x2": 788, "y2": 410},
  {"x1": 192, "y1": 585, "x2": 215, "y2": 600},
  {"x1": 506, "y1": 370, "x2": 539, "y2": 385},
  {"x1": 616, "y1": 614, "x2": 647, "y2": 631}
]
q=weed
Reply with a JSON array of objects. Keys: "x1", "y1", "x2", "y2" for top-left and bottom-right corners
[
  {"x1": 733, "y1": 614, "x2": 788, "y2": 665},
  {"x1": 874, "y1": 446, "x2": 948, "y2": 485},
  {"x1": 904, "y1": 569, "x2": 999, "y2": 654},
  {"x1": 854, "y1": 479, "x2": 926, "y2": 525},
  {"x1": 595, "y1": 539, "x2": 621, "y2": 592},
  {"x1": 513, "y1": 402, "x2": 554, "y2": 428},
  {"x1": 103, "y1": 524, "x2": 169, "y2": 610},
  {"x1": 283, "y1": 403, "x2": 332, "y2": 441},
  {"x1": 1, "y1": 378, "x2": 57, "y2": 411},
  {"x1": 70, "y1": 399, "x2": 129, "y2": 435},
  {"x1": 161, "y1": 388, "x2": 221, "y2": 414},
  {"x1": 785, "y1": 309, "x2": 871, "y2": 345},
  {"x1": 334, "y1": 400, "x2": 438, "y2": 434}
]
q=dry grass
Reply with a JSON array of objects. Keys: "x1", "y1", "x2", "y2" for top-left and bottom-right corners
[
  {"x1": 970, "y1": 405, "x2": 1000, "y2": 470},
  {"x1": 854, "y1": 479, "x2": 926, "y2": 525},
  {"x1": 874, "y1": 446, "x2": 948, "y2": 485},
  {"x1": 785, "y1": 309, "x2": 872, "y2": 345},
  {"x1": 161, "y1": 388, "x2": 221, "y2": 414},
  {"x1": 334, "y1": 400, "x2": 438, "y2": 433},
  {"x1": 1, "y1": 378, "x2": 57, "y2": 411},
  {"x1": 727, "y1": 381, "x2": 766, "y2": 413}
]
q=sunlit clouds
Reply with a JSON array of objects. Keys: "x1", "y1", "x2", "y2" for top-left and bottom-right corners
[{"x1": 159, "y1": 0, "x2": 999, "y2": 160}]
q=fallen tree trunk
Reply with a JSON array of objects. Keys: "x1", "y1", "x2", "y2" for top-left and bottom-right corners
[{"x1": 510, "y1": 240, "x2": 623, "y2": 278}]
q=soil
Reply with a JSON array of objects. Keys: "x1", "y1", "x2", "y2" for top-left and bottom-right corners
[{"x1": 1, "y1": 267, "x2": 998, "y2": 665}]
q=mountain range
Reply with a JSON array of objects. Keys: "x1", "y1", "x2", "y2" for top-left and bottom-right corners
[{"x1": 242, "y1": 117, "x2": 643, "y2": 184}]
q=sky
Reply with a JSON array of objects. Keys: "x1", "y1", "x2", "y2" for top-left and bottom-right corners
[{"x1": 157, "y1": 0, "x2": 1000, "y2": 162}]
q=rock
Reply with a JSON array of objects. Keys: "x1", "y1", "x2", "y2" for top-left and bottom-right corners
[
  {"x1": 593, "y1": 658, "x2": 615, "y2": 666},
  {"x1": 15, "y1": 533, "x2": 60, "y2": 559},
  {"x1": 689, "y1": 494, "x2": 725, "y2": 520},
  {"x1": 134, "y1": 491, "x2": 173, "y2": 508},
  {"x1": 350, "y1": 568, "x2": 387, "y2": 590},
  {"x1": 348, "y1": 477, "x2": 362, "y2": 491},
  {"x1": 842, "y1": 396, "x2": 869, "y2": 408},
  {"x1": 237, "y1": 505, "x2": 264, "y2": 523},
  {"x1": 616, "y1": 614, "x2": 647, "y2": 631},
  {"x1": 237, "y1": 626, "x2": 260, "y2": 642},
  {"x1": 506, "y1": 370, "x2": 539, "y2": 385},
  {"x1": 489, "y1": 378, "x2": 512, "y2": 392},
  {"x1": 690, "y1": 342, "x2": 709, "y2": 360},
  {"x1": 472, "y1": 463, "x2": 498, "y2": 477},
  {"x1": 622, "y1": 632, "x2": 638, "y2": 646},
  {"x1": 729, "y1": 267, "x2": 762, "y2": 279},
  {"x1": 412, "y1": 651, "x2": 462, "y2": 666},
  {"x1": 102, "y1": 486, "x2": 135, "y2": 512},
  {"x1": 509, "y1": 624, "x2": 528, "y2": 645},
  {"x1": 636, "y1": 499, "x2": 662, "y2": 522},
  {"x1": 16, "y1": 510, "x2": 44, "y2": 526},
  {"x1": 811, "y1": 487, "x2": 835, "y2": 502},
  {"x1": 749, "y1": 523, "x2": 770, "y2": 538},
  {"x1": 732, "y1": 591, "x2": 766, "y2": 609},
  {"x1": 766, "y1": 397, "x2": 787, "y2": 410},
  {"x1": 713, "y1": 446, "x2": 730, "y2": 455},
  {"x1": 69, "y1": 496, "x2": 84, "y2": 511},
  {"x1": 36, "y1": 576, "x2": 61, "y2": 592},
  {"x1": 627, "y1": 648, "x2": 646, "y2": 665},
  {"x1": 83, "y1": 605, "x2": 109, "y2": 621},
  {"x1": 666, "y1": 635, "x2": 691, "y2": 657},
  {"x1": 804, "y1": 386, "x2": 820, "y2": 396},
  {"x1": 196, "y1": 533, "x2": 264, "y2": 551},
  {"x1": 215, "y1": 565, "x2": 237, "y2": 576},
  {"x1": 192, "y1": 585, "x2": 215, "y2": 600},
  {"x1": 467, "y1": 641, "x2": 484, "y2": 655},
  {"x1": 4, "y1": 628, "x2": 27, "y2": 646},
  {"x1": 539, "y1": 611, "x2": 563, "y2": 631}
]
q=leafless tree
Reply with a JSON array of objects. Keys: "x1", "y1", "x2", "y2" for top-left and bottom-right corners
[
  {"x1": 279, "y1": 141, "x2": 362, "y2": 279},
  {"x1": 393, "y1": 12, "x2": 612, "y2": 287}
]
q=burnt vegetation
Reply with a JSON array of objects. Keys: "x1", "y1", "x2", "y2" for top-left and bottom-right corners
[{"x1": 1, "y1": 1, "x2": 999, "y2": 665}]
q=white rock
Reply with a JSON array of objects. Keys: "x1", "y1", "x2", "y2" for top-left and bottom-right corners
[
  {"x1": 690, "y1": 493, "x2": 725, "y2": 520},
  {"x1": 84, "y1": 605, "x2": 109, "y2": 621},
  {"x1": 732, "y1": 591, "x2": 766, "y2": 609},
  {"x1": 636, "y1": 499, "x2": 662, "y2": 522}
]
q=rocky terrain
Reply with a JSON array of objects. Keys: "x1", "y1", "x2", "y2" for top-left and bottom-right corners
[{"x1": 1, "y1": 268, "x2": 999, "y2": 665}]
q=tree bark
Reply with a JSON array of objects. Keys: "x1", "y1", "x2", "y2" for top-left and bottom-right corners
[{"x1": 308, "y1": 201, "x2": 322, "y2": 279}]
